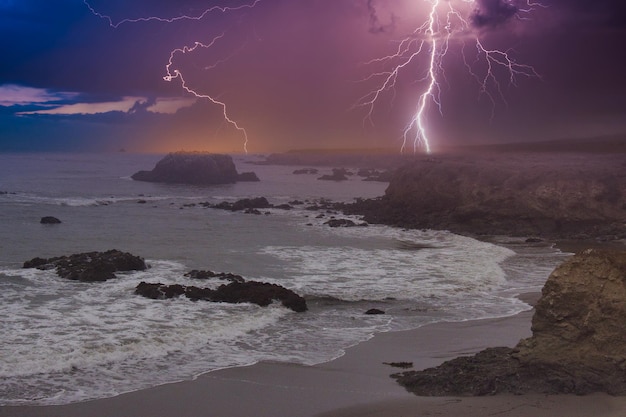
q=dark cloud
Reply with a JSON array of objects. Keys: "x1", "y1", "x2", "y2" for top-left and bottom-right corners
[
  {"x1": 549, "y1": 0, "x2": 626, "y2": 27},
  {"x1": 470, "y1": 0, "x2": 518, "y2": 28},
  {"x1": 366, "y1": 0, "x2": 396, "y2": 34}
]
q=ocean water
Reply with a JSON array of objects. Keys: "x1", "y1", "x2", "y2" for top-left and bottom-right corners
[{"x1": 0, "y1": 152, "x2": 569, "y2": 405}]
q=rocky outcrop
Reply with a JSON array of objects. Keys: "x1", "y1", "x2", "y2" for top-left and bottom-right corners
[
  {"x1": 40, "y1": 216, "x2": 62, "y2": 224},
  {"x1": 393, "y1": 249, "x2": 626, "y2": 395},
  {"x1": 132, "y1": 152, "x2": 258, "y2": 185},
  {"x1": 345, "y1": 153, "x2": 626, "y2": 240},
  {"x1": 135, "y1": 280, "x2": 307, "y2": 312},
  {"x1": 324, "y1": 219, "x2": 368, "y2": 228},
  {"x1": 318, "y1": 168, "x2": 350, "y2": 181},
  {"x1": 23, "y1": 250, "x2": 147, "y2": 282},
  {"x1": 210, "y1": 197, "x2": 272, "y2": 212}
]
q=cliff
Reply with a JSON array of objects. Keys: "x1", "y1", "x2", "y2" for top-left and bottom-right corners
[
  {"x1": 393, "y1": 249, "x2": 626, "y2": 395},
  {"x1": 347, "y1": 153, "x2": 626, "y2": 240}
]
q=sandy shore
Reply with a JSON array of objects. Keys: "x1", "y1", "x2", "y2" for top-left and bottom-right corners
[{"x1": 2, "y1": 308, "x2": 625, "y2": 417}]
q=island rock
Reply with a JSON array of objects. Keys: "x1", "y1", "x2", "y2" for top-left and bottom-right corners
[{"x1": 132, "y1": 152, "x2": 258, "y2": 185}]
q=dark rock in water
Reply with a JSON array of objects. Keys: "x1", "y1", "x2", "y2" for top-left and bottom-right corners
[
  {"x1": 393, "y1": 249, "x2": 626, "y2": 395},
  {"x1": 131, "y1": 152, "x2": 258, "y2": 185},
  {"x1": 40, "y1": 216, "x2": 62, "y2": 224},
  {"x1": 384, "y1": 362, "x2": 413, "y2": 369},
  {"x1": 23, "y1": 250, "x2": 147, "y2": 282},
  {"x1": 185, "y1": 270, "x2": 246, "y2": 283},
  {"x1": 365, "y1": 308, "x2": 385, "y2": 315},
  {"x1": 525, "y1": 237, "x2": 543, "y2": 243},
  {"x1": 318, "y1": 168, "x2": 350, "y2": 181},
  {"x1": 324, "y1": 219, "x2": 368, "y2": 228},
  {"x1": 293, "y1": 168, "x2": 318, "y2": 175},
  {"x1": 135, "y1": 279, "x2": 307, "y2": 312},
  {"x1": 238, "y1": 172, "x2": 260, "y2": 182},
  {"x1": 211, "y1": 197, "x2": 272, "y2": 212}
]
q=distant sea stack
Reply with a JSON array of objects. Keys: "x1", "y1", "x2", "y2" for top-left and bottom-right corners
[{"x1": 131, "y1": 152, "x2": 259, "y2": 185}]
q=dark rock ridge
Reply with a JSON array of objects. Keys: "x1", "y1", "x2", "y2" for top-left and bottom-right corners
[
  {"x1": 343, "y1": 153, "x2": 626, "y2": 240},
  {"x1": 324, "y1": 219, "x2": 368, "y2": 228},
  {"x1": 40, "y1": 216, "x2": 62, "y2": 224},
  {"x1": 393, "y1": 249, "x2": 626, "y2": 395},
  {"x1": 131, "y1": 152, "x2": 258, "y2": 185},
  {"x1": 135, "y1": 279, "x2": 307, "y2": 313},
  {"x1": 318, "y1": 168, "x2": 351, "y2": 181},
  {"x1": 23, "y1": 250, "x2": 147, "y2": 282}
]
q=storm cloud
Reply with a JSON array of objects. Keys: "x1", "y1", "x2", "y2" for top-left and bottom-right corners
[{"x1": 470, "y1": 0, "x2": 519, "y2": 28}]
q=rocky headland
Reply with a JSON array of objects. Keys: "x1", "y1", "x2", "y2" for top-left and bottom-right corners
[
  {"x1": 132, "y1": 152, "x2": 259, "y2": 185},
  {"x1": 393, "y1": 249, "x2": 626, "y2": 395},
  {"x1": 342, "y1": 152, "x2": 626, "y2": 242}
]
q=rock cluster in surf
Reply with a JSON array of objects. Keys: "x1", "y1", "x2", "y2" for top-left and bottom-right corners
[
  {"x1": 22, "y1": 250, "x2": 307, "y2": 312},
  {"x1": 392, "y1": 249, "x2": 626, "y2": 395}
]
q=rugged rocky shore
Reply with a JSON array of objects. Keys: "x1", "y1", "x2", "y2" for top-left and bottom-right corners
[
  {"x1": 393, "y1": 249, "x2": 626, "y2": 395},
  {"x1": 342, "y1": 152, "x2": 626, "y2": 241},
  {"x1": 132, "y1": 152, "x2": 259, "y2": 185}
]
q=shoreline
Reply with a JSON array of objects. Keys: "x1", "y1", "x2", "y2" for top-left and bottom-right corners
[
  {"x1": 0, "y1": 309, "x2": 531, "y2": 417},
  {"x1": 4, "y1": 305, "x2": 625, "y2": 416}
]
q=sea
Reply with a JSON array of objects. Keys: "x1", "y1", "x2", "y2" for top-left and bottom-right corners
[{"x1": 0, "y1": 152, "x2": 570, "y2": 405}]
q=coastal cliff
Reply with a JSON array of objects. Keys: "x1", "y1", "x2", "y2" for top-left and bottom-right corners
[
  {"x1": 345, "y1": 153, "x2": 626, "y2": 240},
  {"x1": 393, "y1": 249, "x2": 626, "y2": 395}
]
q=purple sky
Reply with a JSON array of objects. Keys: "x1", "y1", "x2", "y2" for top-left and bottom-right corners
[{"x1": 0, "y1": 0, "x2": 624, "y2": 153}]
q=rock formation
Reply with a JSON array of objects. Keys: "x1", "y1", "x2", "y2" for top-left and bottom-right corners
[
  {"x1": 40, "y1": 216, "x2": 62, "y2": 224},
  {"x1": 344, "y1": 153, "x2": 626, "y2": 240},
  {"x1": 135, "y1": 280, "x2": 308, "y2": 312},
  {"x1": 132, "y1": 152, "x2": 258, "y2": 185},
  {"x1": 23, "y1": 250, "x2": 147, "y2": 282},
  {"x1": 393, "y1": 249, "x2": 626, "y2": 395}
]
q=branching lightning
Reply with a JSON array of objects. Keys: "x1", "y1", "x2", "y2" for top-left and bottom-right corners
[
  {"x1": 356, "y1": 0, "x2": 543, "y2": 154},
  {"x1": 83, "y1": 0, "x2": 260, "y2": 153}
]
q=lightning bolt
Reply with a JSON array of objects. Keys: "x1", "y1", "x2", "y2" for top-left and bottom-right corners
[
  {"x1": 356, "y1": 0, "x2": 542, "y2": 154},
  {"x1": 83, "y1": 0, "x2": 261, "y2": 153}
]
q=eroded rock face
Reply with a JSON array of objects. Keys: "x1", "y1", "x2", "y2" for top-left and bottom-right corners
[
  {"x1": 347, "y1": 154, "x2": 626, "y2": 240},
  {"x1": 23, "y1": 250, "x2": 147, "y2": 282},
  {"x1": 132, "y1": 153, "x2": 256, "y2": 185},
  {"x1": 393, "y1": 249, "x2": 626, "y2": 395},
  {"x1": 516, "y1": 249, "x2": 626, "y2": 381}
]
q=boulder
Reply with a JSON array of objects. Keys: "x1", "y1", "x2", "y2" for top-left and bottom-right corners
[
  {"x1": 132, "y1": 152, "x2": 258, "y2": 185},
  {"x1": 135, "y1": 280, "x2": 307, "y2": 313},
  {"x1": 393, "y1": 249, "x2": 626, "y2": 395},
  {"x1": 23, "y1": 250, "x2": 147, "y2": 282},
  {"x1": 238, "y1": 172, "x2": 260, "y2": 182},
  {"x1": 40, "y1": 216, "x2": 62, "y2": 224}
]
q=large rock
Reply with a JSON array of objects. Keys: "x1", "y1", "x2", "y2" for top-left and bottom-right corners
[
  {"x1": 393, "y1": 249, "x2": 626, "y2": 395},
  {"x1": 135, "y1": 280, "x2": 307, "y2": 313},
  {"x1": 132, "y1": 152, "x2": 257, "y2": 185},
  {"x1": 23, "y1": 250, "x2": 147, "y2": 282},
  {"x1": 346, "y1": 153, "x2": 626, "y2": 240}
]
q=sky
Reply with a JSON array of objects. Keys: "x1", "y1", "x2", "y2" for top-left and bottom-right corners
[{"x1": 0, "y1": 0, "x2": 624, "y2": 153}]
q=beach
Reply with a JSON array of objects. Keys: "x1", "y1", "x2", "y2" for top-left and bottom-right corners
[{"x1": 4, "y1": 303, "x2": 624, "y2": 417}]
